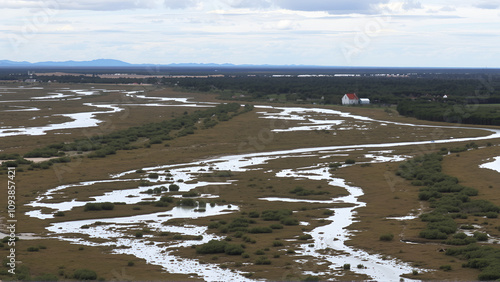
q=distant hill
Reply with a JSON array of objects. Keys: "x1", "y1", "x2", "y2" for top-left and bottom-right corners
[
  {"x1": 0, "y1": 59, "x2": 135, "y2": 67},
  {"x1": 0, "y1": 59, "x2": 311, "y2": 68}
]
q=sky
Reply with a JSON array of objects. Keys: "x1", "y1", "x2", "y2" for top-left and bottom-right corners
[{"x1": 1, "y1": 0, "x2": 500, "y2": 67}]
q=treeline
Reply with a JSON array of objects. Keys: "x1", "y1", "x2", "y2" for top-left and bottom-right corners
[
  {"x1": 1, "y1": 103, "x2": 252, "y2": 172},
  {"x1": 397, "y1": 100, "x2": 500, "y2": 126},
  {"x1": 397, "y1": 151, "x2": 500, "y2": 280},
  {"x1": 167, "y1": 75, "x2": 500, "y2": 105},
  {"x1": 20, "y1": 74, "x2": 500, "y2": 106},
  {"x1": 35, "y1": 74, "x2": 161, "y2": 85}
]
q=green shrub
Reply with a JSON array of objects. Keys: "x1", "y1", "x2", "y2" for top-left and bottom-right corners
[
  {"x1": 255, "y1": 256, "x2": 271, "y2": 265},
  {"x1": 54, "y1": 211, "x2": 65, "y2": 217},
  {"x1": 419, "y1": 229, "x2": 448, "y2": 239},
  {"x1": 323, "y1": 210, "x2": 334, "y2": 216},
  {"x1": 303, "y1": 275, "x2": 320, "y2": 281},
  {"x1": 273, "y1": 241, "x2": 284, "y2": 247},
  {"x1": 101, "y1": 202, "x2": 115, "y2": 210},
  {"x1": 298, "y1": 234, "x2": 313, "y2": 240},
  {"x1": 196, "y1": 240, "x2": 227, "y2": 254},
  {"x1": 248, "y1": 211, "x2": 260, "y2": 218},
  {"x1": 182, "y1": 191, "x2": 198, "y2": 197},
  {"x1": 169, "y1": 184, "x2": 180, "y2": 191},
  {"x1": 73, "y1": 269, "x2": 97, "y2": 280},
  {"x1": 474, "y1": 232, "x2": 488, "y2": 241},
  {"x1": 83, "y1": 202, "x2": 114, "y2": 211},
  {"x1": 254, "y1": 249, "x2": 265, "y2": 255},
  {"x1": 178, "y1": 199, "x2": 197, "y2": 206},
  {"x1": 379, "y1": 233, "x2": 394, "y2": 241},
  {"x1": 440, "y1": 265, "x2": 452, "y2": 271},
  {"x1": 269, "y1": 224, "x2": 283, "y2": 229},
  {"x1": 281, "y1": 217, "x2": 299, "y2": 226},
  {"x1": 345, "y1": 159, "x2": 356, "y2": 164},
  {"x1": 224, "y1": 244, "x2": 245, "y2": 255},
  {"x1": 261, "y1": 209, "x2": 292, "y2": 221},
  {"x1": 27, "y1": 246, "x2": 39, "y2": 252}
]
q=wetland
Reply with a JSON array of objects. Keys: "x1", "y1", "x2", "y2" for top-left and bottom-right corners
[{"x1": 0, "y1": 82, "x2": 499, "y2": 281}]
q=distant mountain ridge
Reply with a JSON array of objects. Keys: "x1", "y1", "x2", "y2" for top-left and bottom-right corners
[
  {"x1": 0, "y1": 59, "x2": 255, "y2": 68},
  {"x1": 0, "y1": 59, "x2": 334, "y2": 69}
]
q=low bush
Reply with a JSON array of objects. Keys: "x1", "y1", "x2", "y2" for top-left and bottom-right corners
[
  {"x1": 73, "y1": 269, "x2": 97, "y2": 280},
  {"x1": 83, "y1": 202, "x2": 115, "y2": 211},
  {"x1": 196, "y1": 240, "x2": 227, "y2": 254},
  {"x1": 169, "y1": 184, "x2": 180, "y2": 192},
  {"x1": 255, "y1": 256, "x2": 271, "y2": 265},
  {"x1": 298, "y1": 234, "x2": 313, "y2": 240},
  {"x1": 27, "y1": 246, "x2": 39, "y2": 252},
  {"x1": 272, "y1": 241, "x2": 284, "y2": 247},
  {"x1": 379, "y1": 233, "x2": 394, "y2": 241},
  {"x1": 224, "y1": 244, "x2": 244, "y2": 255}
]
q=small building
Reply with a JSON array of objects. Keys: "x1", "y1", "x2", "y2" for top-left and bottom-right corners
[
  {"x1": 342, "y1": 93, "x2": 359, "y2": 105},
  {"x1": 359, "y1": 98, "x2": 370, "y2": 105}
]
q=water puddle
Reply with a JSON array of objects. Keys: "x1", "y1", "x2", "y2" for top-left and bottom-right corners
[{"x1": 480, "y1": 156, "x2": 500, "y2": 173}]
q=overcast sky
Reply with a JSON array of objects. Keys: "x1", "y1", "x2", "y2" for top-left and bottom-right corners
[{"x1": 1, "y1": 0, "x2": 499, "y2": 67}]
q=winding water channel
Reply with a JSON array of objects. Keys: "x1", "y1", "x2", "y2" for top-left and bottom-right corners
[{"x1": 3, "y1": 86, "x2": 500, "y2": 281}]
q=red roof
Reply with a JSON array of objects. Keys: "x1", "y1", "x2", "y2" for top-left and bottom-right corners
[{"x1": 345, "y1": 93, "x2": 358, "y2": 100}]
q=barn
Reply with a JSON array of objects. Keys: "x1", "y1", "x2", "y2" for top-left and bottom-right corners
[{"x1": 342, "y1": 93, "x2": 359, "y2": 105}]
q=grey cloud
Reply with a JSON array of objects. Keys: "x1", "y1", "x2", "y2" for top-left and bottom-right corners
[
  {"x1": 475, "y1": 2, "x2": 499, "y2": 9},
  {"x1": 440, "y1": 6, "x2": 456, "y2": 12},
  {"x1": 272, "y1": 0, "x2": 389, "y2": 14},
  {"x1": 162, "y1": 0, "x2": 201, "y2": 9},
  {"x1": 224, "y1": 0, "x2": 272, "y2": 9},
  {"x1": 402, "y1": 0, "x2": 422, "y2": 10}
]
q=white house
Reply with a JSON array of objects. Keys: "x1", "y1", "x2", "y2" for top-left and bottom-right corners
[
  {"x1": 342, "y1": 93, "x2": 359, "y2": 105},
  {"x1": 359, "y1": 98, "x2": 370, "y2": 105}
]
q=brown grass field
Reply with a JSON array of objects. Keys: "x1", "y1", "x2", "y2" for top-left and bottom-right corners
[{"x1": 0, "y1": 83, "x2": 499, "y2": 281}]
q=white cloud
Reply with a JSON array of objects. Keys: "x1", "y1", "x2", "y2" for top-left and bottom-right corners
[{"x1": 0, "y1": 0, "x2": 201, "y2": 11}]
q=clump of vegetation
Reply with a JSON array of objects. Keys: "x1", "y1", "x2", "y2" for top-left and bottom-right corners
[
  {"x1": 27, "y1": 246, "x2": 39, "y2": 252},
  {"x1": 83, "y1": 202, "x2": 115, "y2": 211},
  {"x1": 73, "y1": 269, "x2": 97, "y2": 280},
  {"x1": 298, "y1": 234, "x2": 313, "y2": 240},
  {"x1": 272, "y1": 241, "x2": 284, "y2": 247},
  {"x1": 398, "y1": 152, "x2": 500, "y2": 280},
  {"x1": 379, "y1": 233, "x2": 394, "y2": 241},
  {"x1": 195, "y1": 240, "x2": 244, "y2": 255},
  {"x1": 168, "y1": 184, "x2": 180, "y2": 192},
  {"x1": 289, "y1": 186, "x2": 329, "y2": 196},
  {"x1": 255, "y1": 256, "x2": 271, "y2": 265},
  {"x1": 345, "y1": 159, "x2": 356, "y2": 164}
]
